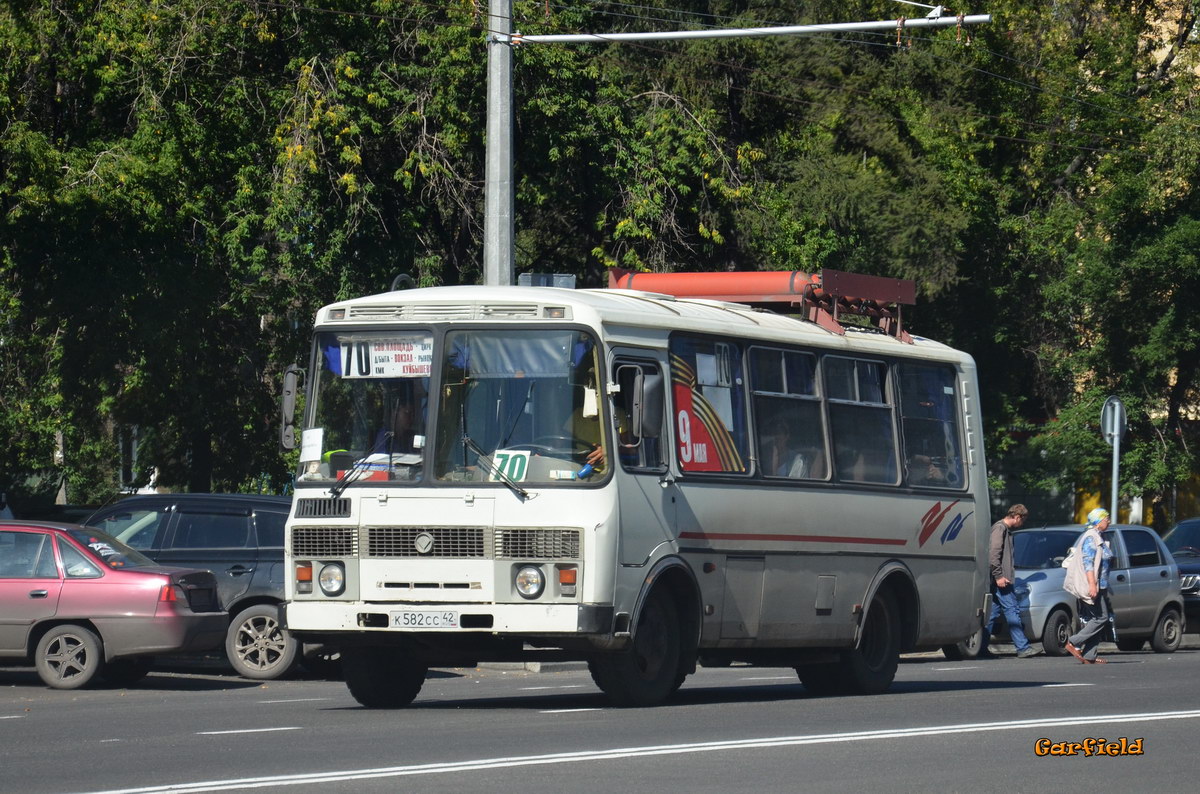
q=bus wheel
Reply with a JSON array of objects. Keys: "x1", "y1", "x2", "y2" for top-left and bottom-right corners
[
  {"x1": 342, "y1": 646, "x2": 427, "y2": 708},
  {"x1": 839, "y1": 593, "x2": 899, "y2": 695},
  {"x1": 588, "y1": 589, "x2": 682, "y2": 707}
]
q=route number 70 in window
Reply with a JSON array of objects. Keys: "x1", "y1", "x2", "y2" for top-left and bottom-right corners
[{"x1": 488, "y1": 450, "x2": 530, "y2": 482}]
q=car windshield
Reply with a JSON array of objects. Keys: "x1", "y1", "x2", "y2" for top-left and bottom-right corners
[
  {"x1": 1013, "y1": 529, "x2": 1078, "y2": 569},
  {"x1": 65, "y1": 528, "x2": 158, "y2": 570},
  {"x1": 1162, "y1": 519, "x2": 1200, "y2": 557}
]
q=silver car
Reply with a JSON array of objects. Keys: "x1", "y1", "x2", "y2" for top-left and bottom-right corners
[{"x1": 950, "y1": 524, "x2": 1185, "y2": 657}]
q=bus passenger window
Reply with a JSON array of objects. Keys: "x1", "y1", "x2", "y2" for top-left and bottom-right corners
[
  {"x1": 669, "y1": 337, "x2": 749, "y2": 473},
  {"x1": 826, "y1": 357, "x2": 897, "y2": 485},
  {"x1": 750, "y1": 347, "x2": 827, "y2": 479},
  {"x1": 898, "y1": 363, "x2": 964, "y2": 488}
]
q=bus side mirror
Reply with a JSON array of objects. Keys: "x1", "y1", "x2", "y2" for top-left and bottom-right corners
[
  {"x1": 280, "y1": 365, "x2": 303, "y2": 450},
  {"x1": 632, "y1": 371, "x2": 663, "y2": 440}
]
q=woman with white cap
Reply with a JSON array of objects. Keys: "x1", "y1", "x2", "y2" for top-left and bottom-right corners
[{"x1": 1064, "y1": 508, "x2": 1115, "y2": 664}]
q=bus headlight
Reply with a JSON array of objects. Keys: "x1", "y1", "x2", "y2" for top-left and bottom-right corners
[
  {"x1": 515, "y1": 565, "x2": 545, "y2": 599},
  {"x1": 318, "y1": 563, "x2": 346, "y2": 596}
]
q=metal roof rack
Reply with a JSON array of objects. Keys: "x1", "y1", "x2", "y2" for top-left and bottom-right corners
[{"x1": 607, "y1": 268, "x2": 916, "y2": 343}]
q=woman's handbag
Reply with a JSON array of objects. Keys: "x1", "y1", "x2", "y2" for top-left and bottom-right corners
[{"x1": 1062, "y1": 528, "x2": 1102, "y2": 603}]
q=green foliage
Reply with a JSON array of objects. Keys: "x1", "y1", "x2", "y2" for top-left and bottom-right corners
[{"x1": 1, "y1": 0, "x2": 1199, "y2": 526}]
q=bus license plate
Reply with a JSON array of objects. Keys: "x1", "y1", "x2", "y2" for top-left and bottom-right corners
[{"x1": 391, "y1": 610, "x2": 459, "y2": 629}]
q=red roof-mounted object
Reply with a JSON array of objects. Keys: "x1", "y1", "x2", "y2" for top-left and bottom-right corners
[{"x1": 607, "y1": 267, "x2": 916, "y2": 343}]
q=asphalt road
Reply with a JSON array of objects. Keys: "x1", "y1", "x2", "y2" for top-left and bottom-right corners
[{"x1": 3, "y1": 642, "x2": 1198, "y2": 793}]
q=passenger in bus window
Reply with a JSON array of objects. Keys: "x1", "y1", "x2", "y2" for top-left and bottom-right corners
[
  {"x1": 761, "y1": 419, "x2": 807, "y2": 477},
  {"x1": 907, "y1": 454, "x2": 947, "y2": 486}
]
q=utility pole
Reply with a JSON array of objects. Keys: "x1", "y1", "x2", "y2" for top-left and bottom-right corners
[
  {"x1": 482, "y1": 8, "x2": 992, "y2": 286},
  {"x1": 483, "y1": 0, "x2": 514, "y2": 288}
]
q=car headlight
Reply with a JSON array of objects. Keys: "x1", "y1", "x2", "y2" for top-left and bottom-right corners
[
  {"x1": 515, "y1": 565, "x2": 545, "y2": 599},
  {"x1": 318, "y1": 563, "x2": 346, "y2": 596}
]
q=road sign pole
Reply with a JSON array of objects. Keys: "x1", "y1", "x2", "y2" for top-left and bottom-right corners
[
  {"x1": 1101, "y1": 395, "x2": 1126, "y2": 520},
  {"x1": 1111, "y1": 430, "x2": 1120, "y2": 520}
]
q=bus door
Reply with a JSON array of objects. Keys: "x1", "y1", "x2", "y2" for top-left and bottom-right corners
[{"x1": 610, "y1": 355, "x2": 674, "y2": 567}]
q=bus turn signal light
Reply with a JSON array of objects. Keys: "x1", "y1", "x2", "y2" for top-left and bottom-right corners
[
  {"x1": 558, "y1": 567, "x2": 577, "y2": 597},
  {"x1": 296, "y1": 562, "x2": 313, "y2": 594}
]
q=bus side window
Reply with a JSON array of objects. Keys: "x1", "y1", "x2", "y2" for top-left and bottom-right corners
[
  {"x1": 668, "y1": 336, "x2": 749, "y2": 473},
  {"x1": 613, "y1": 361, "x2": 666, "y2": 470},
  {"x1": 826, "y1": 357, "x2": 898, "y2": 485},
  {"x1": 750, "y1": 347, "x2": 827, "y2": 479},
  {"x1": 898, "y1": 362, "x2": 964, "y2": 488}
]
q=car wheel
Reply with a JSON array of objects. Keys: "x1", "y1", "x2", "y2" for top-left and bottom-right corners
[
  {"x1": 100, "y1": 657, "x2": 153, "y2": 687},
  {"x1": 226, "y1": 604, "x2": 299, "y2": 680},
  {"x1": 942, "y1": 627, "x2": 984, "y2": 661},
  {"x1": 35, "y1": 624, "x2": 104, "y2": 690},
  {"x1": 1150, "y1": 608, "x2": 1183, "y2": 653},
  {"x1": 1041, "y1": 609, "x2": 1072, "y2": 656},
  {"x1": 299, "y1": 644, "x2": 343, "y2": 679}
]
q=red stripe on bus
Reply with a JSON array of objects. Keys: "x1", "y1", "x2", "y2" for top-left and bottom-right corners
[{"x1": 679, "y1": 531, "x2": 907, "y2": 546}]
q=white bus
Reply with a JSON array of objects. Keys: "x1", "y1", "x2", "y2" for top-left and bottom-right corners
[{"x1": 280, "y1": 269, "x2": 989, "y2": 707}]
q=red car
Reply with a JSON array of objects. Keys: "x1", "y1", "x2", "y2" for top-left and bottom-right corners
[{"x1": 0, "y1": 521, "x2": 227, "y2": 689}]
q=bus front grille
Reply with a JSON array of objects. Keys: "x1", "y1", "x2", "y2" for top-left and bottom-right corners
[
  {"x1": 294, "y1": 498, "x2": 351, "y2": 518},
  {"x1": 367, "y1": 526, "x2": 488, "y2": 558},
  {"x1": 495, "y1": 528, "x2": 581, "y2": 560},
  {"x1": 292, "y1": 527, "x2": 358, "y2": 557}
]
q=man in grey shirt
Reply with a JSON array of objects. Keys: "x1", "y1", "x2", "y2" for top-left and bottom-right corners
[{"x1": 981, "y1": 504, "x2": 1039, "y2": 658}]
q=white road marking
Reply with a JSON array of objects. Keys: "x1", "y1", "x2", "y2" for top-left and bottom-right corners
[
  {"x1": 196, "y1": 727, "x2": 304, "y2": 736},
  {"x1": 738, "y1": 676, "x2": 794, "y2": 681},
  {"x1": 257, "y1": 698, "x2": 332, "y2": 704},
  {"x1": 539, "y1": 708, "x2": 600, "y2": 714},
  {"x1": 1043, "y1": 683, "x2": 1094, "y2": 688},
  {"x1": 519, "y1": 685, "x2": 586, "y2": 691},
  {"x1": 1, "y1": 715, "x2": 26, "y2": 720},
  {"x1": 931, "y1": 666, "x2": 980, "y2": 672},
  {"x1": 77, "y1": 708, "x2": 1200, "y2": 793}
]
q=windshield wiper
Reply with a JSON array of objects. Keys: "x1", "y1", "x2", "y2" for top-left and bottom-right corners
[
  {"x1": 461, "y1": 434, "x2": 531, "y2": 500},
  {"x1": 329, "y1": 432, "x2": 393, "y2": 499}
]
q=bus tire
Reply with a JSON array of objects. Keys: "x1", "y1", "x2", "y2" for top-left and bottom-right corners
[
  {"x1": 838, "y1": 592, "x2": 899, "y2": 695},
  {"x1": 342, "y1": 646, "x2": 427, "y2": 708},
  {"x1": 1041, "y1": 608, "x2": 1072, "y2": 656},
  {"x1": 588, "y1": 588, "x2": 681, "y2": 707}
]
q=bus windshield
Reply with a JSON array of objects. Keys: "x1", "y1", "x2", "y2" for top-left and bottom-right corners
[
  {"x1": 297, "y1": 328, "x2": 606, "y2": 486},
  {"x1": 434, "y1": 329, "x2": 604, "y2": 485}
]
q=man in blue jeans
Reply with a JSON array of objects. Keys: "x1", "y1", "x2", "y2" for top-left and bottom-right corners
[{"x1": 981, "y1": 503, "x2": 1040, "y2": 658}]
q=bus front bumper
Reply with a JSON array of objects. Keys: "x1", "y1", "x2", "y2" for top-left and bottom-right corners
[{"x1": 282, "y1": 601, "x2": 614, "y2": 636}]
